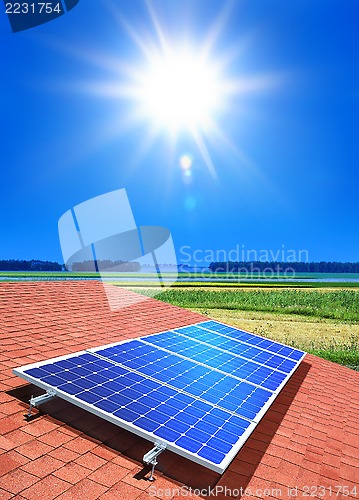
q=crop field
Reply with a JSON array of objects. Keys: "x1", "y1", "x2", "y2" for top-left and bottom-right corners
[
  {"x1": 1, "y1": 271, "x2": 358, "y2": 369},
  {"x1": 133, "y1": 287, "x2": 359, "y2": 370},
  {"x1": 1, "y1": 270, "x2": 359, "y2": 283}
]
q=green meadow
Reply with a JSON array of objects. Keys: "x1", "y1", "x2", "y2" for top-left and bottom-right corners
[
  {"x1": 155, "y1": 289, "x2": 359, "y2": 322},
  {"x1": 135, "y1": 287, "x2": 359, "y2": 371}
]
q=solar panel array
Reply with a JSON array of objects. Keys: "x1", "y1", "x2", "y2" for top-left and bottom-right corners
[{"x1": 14, "y1": 320, "x2": 305, "y2": 473}]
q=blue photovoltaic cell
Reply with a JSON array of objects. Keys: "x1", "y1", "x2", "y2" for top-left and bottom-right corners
[
  {"x1": 173, "y1": 326, "x2": 297, "y2": 373},
  {"x1": 198, "y1": 321, "x2": 304, "y2": 361},
  {"x1": 22, "y1": 350, "x2": 253, "y2": 466},
  {"x1": 16, "y1": 319, "x2": 305, "y2": 473}
]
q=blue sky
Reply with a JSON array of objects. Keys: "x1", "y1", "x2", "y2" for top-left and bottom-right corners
[{"x1": 1, "y1": 0, "x2": 358, "y2": 265}]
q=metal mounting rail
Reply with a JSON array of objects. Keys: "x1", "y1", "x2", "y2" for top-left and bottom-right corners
[
  {"x1": 27, "y1": 390, "x2": 57, "y2": 417},
  {"x1": 143, "y1": 442, "x2": 167, "y2": 481}
]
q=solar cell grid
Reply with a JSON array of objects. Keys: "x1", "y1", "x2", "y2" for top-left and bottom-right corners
[
  {"x1": 199, "y1": 321, "x2": 303, "y2": 361},
  {"x1": 174, "y1": 326, "x2": 297, "y2": 373},
  {"x1": 93, "y1": 342, "x2": 272, "y2": 421},
  {"x1": 141, "y1": 333, "x2": 287, "y2": 391}
]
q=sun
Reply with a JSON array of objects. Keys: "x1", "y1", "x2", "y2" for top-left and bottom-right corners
[{"x1": 137, "y1": 47, "x2": 222, "y2": 134}]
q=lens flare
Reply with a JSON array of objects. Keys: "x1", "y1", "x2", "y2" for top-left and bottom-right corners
[{"x1": 180, "y1": 154, "x2": 193, "y2": 170}]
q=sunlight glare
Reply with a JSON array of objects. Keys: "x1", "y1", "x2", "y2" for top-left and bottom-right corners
[{"x1": 64, "y1": 2, "x2": 282, "y2": 180}]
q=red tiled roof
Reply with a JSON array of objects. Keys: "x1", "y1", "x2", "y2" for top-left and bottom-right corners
[{"x1": 0, "y1": 282, "x2": 358, "y2": 499}]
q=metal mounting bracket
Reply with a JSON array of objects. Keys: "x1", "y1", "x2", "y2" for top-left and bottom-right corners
[
  {"x1": 27, "y1": 390, "x2": 57, "y2": 417},
  {"x1": 143, "y1": 442, "x2": 167, "y2": 481}
]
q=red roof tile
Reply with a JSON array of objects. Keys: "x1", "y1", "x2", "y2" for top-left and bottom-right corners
[
  {"x1": 21, "y1": 454, "x2": 64, "y2": 478},
  {"x1": 1, "y1": 281, "x2": 358, "y2": 499},
  {"x1": 20, "y1": 474, "x2": 72, "y2": 500},
  {"x1": 55, "y1": 477, "x2": 108, "y2": 500}
]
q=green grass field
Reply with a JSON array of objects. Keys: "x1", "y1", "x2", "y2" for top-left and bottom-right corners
[
  {"x1": 134, "y1": 287, "x2": 359, "y2": 370},
  {"x1": 153, "y1": 289, "x2": 359, "y2": 322}
]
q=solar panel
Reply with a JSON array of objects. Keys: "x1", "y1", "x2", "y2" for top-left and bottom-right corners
[{"x1": 13, "y1": 320, "x2": 305, "y2": 474}]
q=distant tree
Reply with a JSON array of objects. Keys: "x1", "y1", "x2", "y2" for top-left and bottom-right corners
[{"x1": 71, "y1": 260, "x2": 141, "y2": 272}]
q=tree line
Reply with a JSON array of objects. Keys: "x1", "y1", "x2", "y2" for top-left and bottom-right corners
[
  {"x1": 0, "y1": 259, "x2": 142, "y2": 272},
  {"x1": 0, "y1": 260, "x2": 63, "y2": 271},
  {"x1": 1, "y1": 259, "x2": 358, "y2": 273},
  {"x1": 209, "y1": 261, "x2": 359, "y2": 273}
]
